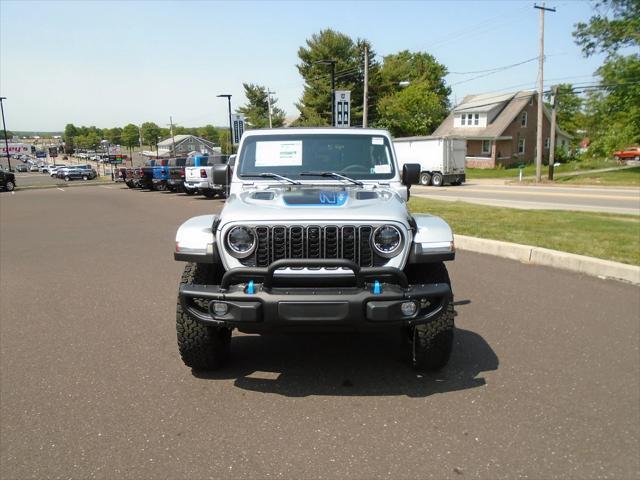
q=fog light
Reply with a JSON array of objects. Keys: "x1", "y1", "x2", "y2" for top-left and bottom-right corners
[
  {"x1": 212, "y1": 302, "x2": 228, "y2": 316},
  {"x1": 401, "y1": 301, "x2": 418, "y2": 317}
]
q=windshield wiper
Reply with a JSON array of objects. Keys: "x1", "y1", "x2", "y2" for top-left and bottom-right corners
[
  {"x1": 300, "y1": 171, "x2": 363, "y2": 186},
  {"x1": 243, "y1": 172, "x2": 301, "y2": 185}
]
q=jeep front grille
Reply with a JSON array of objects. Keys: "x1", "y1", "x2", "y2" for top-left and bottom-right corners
[{"x1": 239, "y1": 225, "x2": 380, "y2": 267}]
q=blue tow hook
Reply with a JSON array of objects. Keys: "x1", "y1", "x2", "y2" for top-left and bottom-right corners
[
  {"x1": 372, "y1": 280, "x2": 382, "y2": 295},
  {"x1": 246, "y1": 280, "x2": 255, "y2": 294}
]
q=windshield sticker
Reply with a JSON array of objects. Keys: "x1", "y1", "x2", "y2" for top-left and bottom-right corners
[
  {"x1": 374, "y1": 164, "x2": 391, "y2": 174},
  {"x1": 372, "y1": 137, "x2": 384, "y2": 145},
  {"x1": 255, "y1": 141, "x2": 303, "y2": 167}
]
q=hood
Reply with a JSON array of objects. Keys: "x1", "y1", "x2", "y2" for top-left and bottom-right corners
[{"x1": 219, "y1": 185, "x2": 411, "y2": 225}]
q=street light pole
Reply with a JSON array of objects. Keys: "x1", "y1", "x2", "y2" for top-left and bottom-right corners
[
  {"x1": 217, "y1": 94, "x2": 233, "y2": 154},
  {"x1": 316, "y1": 60, "x2": 336, "y2": 126},
  {"x1": 0, "y1": 97, "x2": 12, "y2": 171}
]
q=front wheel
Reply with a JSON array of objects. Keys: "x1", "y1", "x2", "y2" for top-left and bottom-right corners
[
  {"x1": 403, "y1": 262, "x2": 454, "y2": 371},
  {"x1": 431, "y1": 172, "x2": 444, "y2": 187},
  {"x1": 64, "y1": 176, "x2": 70, "y2": 181},
  {"x1": 5, "y1": 180, "x2": 15, "y2": 192},
  {"x1": 419, "y1": 172, "x2": 431, "y2": 186},
  {"x1": 176, "y1": 263, "x2": 231, "y2": 370},
  {"x1": 82, "y1": 175, "x2": 88, "y2": 181}
]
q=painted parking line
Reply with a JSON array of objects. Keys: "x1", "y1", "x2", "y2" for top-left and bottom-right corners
[{"x1": 57, "y1": 188, "x2": 65, "y2": 192}]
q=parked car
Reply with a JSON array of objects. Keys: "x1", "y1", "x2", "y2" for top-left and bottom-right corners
[
  {"x1": 613, "y1": 147, "x2": 640, "y2": 162},
  {"x1": 29, "y1": 164, "x2": 39, "y2": 172},
  {"x1": 184, "y1": 154, "x2": 228, "y2": 197},
  {"x1": 61, "y1": 167, "x2": 97, "y2": 181},
  {"x1": 15, "y1": 164, "x2": 28, "y2": 172},
  {"x1": 0, "y1": 166, "x2": 16, "y2": 191},
  {"x1": 49, "y1": 164, "x2": 68, "y2": 177}
]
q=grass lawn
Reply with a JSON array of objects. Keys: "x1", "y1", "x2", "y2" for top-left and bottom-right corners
[
  {"x1": 466, "y1": 158, "x2": 616, "y2": 179},
  {"x1": 408, "y1": 197, "x2": 640, "y2": 266},
  {"x1": 554, "y1": 167, "x2": 640, "y2": 187}
]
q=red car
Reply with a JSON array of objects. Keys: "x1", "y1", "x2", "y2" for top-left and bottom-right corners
[{"x1": 613, "y1": 147, "x2": 640, "y2": 161}]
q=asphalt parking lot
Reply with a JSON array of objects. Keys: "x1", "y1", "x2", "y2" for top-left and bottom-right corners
[{"x1": 1, "y1": 186, "x2": 638, "y2": 479}]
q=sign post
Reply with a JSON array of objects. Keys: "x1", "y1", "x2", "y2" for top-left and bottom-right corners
[
  {"x1": 334, "y1": 90, "x2": 351, "y2": 128},
  {"x1": 231, "y1": 114, "x2": 246, "y2": 145}
]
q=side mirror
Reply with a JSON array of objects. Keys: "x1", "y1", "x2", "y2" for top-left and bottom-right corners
[
  {"x1": 213, "y1": 164, "x2": 230, "y2": 186},
  {"x1": 402, "y1": 163, "x2": 420, "y2": 185}
]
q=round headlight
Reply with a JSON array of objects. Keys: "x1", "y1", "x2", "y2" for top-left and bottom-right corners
[
  {"x1": 226, "y1": 226, "x2": 256, "y2": 258},
  {"x1": 372, "y1": 225, "x2": 402, "y2": 257}
]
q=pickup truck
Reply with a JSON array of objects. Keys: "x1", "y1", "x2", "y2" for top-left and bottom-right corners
[
  {"x1": 167, "y1": 158, "x2": 188, "y2": 192},
  {"x1": 173, "y1": 128, "x2": 456, "y2": 372},
  {"x1": 138, "y1": 159, "x2": 167, "y2": 190},
  {"x1": 184, "y1": 155, "x2": 228, "y2": 197}
]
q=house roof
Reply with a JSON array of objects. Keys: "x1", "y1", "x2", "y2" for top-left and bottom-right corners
[
  {"x1": 158, "y1": 134, "x2": 216, "y2": 148},
  {"x1": 434, "y1": 91, "x2": 572, "y2": 140},
  {"x1": 453, "y1": 91, "x2": 518, "y2": 113}
]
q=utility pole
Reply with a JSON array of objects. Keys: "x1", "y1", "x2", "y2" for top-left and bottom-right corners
[
  {"x1": 266, "y1": 89, "x2": 275, "y2": 128},
  {"x1": 548, "y1": 85, "x2": 558, "y2": 180},
  {"x1": 0, "y1": 97, "x2": 12, "y2": 171},
  {"x1": 534, "y1": 3, "x2": 555, "y2": 182},
  {"x1": 363, "y1": 45, "x2": 369, "y2": 128},
  {"x1": 169, "y1": 116, "x2": 177, "y2": 157}
]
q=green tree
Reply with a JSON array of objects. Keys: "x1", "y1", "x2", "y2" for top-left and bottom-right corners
[
  {"x1": 197, "y1": 125, "x2": 219, "y2": 143},
  {"x1": 372, "y1": 51, "x2": 450, "y2": 137},
  {"x1": 140, "y1": 122, "x2": 161, "y2": 149},
  {"x1": 375, "y1": 82, "x2": 449, "y2": 137},
  {"x1": 295, "y1": 29, "x2": 377, "y2": 126},
  {"x1": 218, "y1": 129, "x2": 231, "y2": 154},
  {"x1": 63, "y1": 124, "x2": 78, "y2": 153},
  {"x1": 0, "y1": 130, "x2": 13, "y2": 140},
  {"x1": 237, "y1": 83, "x2": 286, "y2": 128},
  {"x1": 105, "y1": 127, "x2": 122, "y2": 145},
  {"x1": 573, "y1": 0, "x2": 640, "y2": 156},
  {"x1": 121, "y1": 124, "x2": 139, "y2": 165},
  {"x1": 573, "y1": 0, "x2": 639, "y2": 56},
  {"x1": 544, "y1": 84, "x2": 585, "y2": 139}
]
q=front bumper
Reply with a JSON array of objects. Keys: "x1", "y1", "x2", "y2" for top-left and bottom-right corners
[{"x1": 178, "y1": 259, "x2": 452, "y2": 333}]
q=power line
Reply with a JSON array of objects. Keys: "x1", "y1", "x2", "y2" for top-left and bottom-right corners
[{"x1": 449, "y1": 57, "x2": 539, "y2": 75}]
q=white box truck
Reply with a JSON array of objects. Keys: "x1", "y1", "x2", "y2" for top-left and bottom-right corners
[{"x1": 393, "y1": 136, "x2": 466, "y2": 186}]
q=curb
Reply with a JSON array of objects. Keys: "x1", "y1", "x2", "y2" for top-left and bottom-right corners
[
  {"x1": 454, "y1": 234, "x2": 640, "y2": 286},
  {"x1": 16, "y1": 180, "x2": 115, "y2": 191}
]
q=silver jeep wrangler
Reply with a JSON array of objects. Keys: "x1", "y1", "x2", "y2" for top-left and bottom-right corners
[{"x1": 174, "y1": 128, "x2": 456, "y2": 371}]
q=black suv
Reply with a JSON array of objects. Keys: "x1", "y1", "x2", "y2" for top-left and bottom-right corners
[{"x1": 0, "y1": 166, "x2": 16, "y2": 191}]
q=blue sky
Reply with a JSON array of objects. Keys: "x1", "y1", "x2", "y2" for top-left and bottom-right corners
[{"x1": 1, "y1": 0, "x2": 605, "y2": 131}]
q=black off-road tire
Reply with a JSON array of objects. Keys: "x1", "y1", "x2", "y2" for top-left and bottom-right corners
[
  {"x1": 403, "y1": 262, "x2": 455, "y2": 371},
  {"x1": 184, "y1": 188, "x2": 196, "y2": 195},
  {"x1": 176, "y1": 263, "x2": 231, "y2": 370},
  {"x1": 203, "y1": 190, "x2": 216, "y2": 198},
  {"x1": 5, "y1": 180, "x2": 15, "y2": 192}
]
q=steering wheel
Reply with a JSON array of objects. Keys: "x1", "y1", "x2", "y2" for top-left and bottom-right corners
[{"x1": 341, "y1": 164, "x2": 369, "y2": 173}]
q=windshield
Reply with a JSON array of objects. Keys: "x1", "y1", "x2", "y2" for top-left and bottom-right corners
[{"x1": 238, "y1": 134, "x2": 396, "y2": 180}]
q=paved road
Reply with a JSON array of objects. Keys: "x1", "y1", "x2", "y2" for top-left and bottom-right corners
[
  {"x1": 1, "y1": 187, "x2": 638, "y2": 479},
  {"x1": 413, "y1": 183, "x2": 640, "y2": 215}
]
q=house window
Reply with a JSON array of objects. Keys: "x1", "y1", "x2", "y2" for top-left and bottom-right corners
[
  {"x1": 482, "y1": 140, "x2": 491, "y2": 154},
  {"x1": 521, "y1": 111, "x2": 528, "y2": 127},
  {"x1": 474, "y1": 113, "x2": 479, "y2": 125},
  {"x1": 460, "y1": 114, "x2": 466, "y2": 126},
  {"x1": 545, "y1": 137, "x2": 550, "y2": 149},
  {"x1": 518, "y1": 138, "x2": 526, "y2": 154}
]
